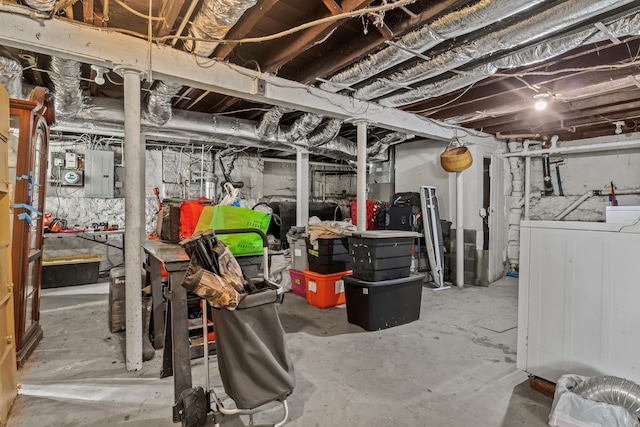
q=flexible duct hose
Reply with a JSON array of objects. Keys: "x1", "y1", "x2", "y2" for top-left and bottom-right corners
[{"x1": 574, "y1": 376, "x2": 640, "y2": 418}]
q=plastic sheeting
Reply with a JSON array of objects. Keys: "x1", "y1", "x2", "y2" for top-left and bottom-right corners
[{"x1": 549, "y1": 375, "x2": 640, "y2": 427}]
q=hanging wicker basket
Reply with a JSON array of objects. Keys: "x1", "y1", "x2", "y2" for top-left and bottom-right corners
[{"x1": 440, "y1": 138, "x2": 473, "y2": 172}]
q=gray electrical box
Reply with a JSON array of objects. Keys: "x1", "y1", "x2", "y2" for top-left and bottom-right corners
[{"x1": 85, "y1": 150, "x2": 114, "y2": 198}]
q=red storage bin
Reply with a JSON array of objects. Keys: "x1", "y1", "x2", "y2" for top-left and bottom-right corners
[
  {"x1": 302, "y1": 269, "x2": 351, "y2": 309},
  {"x1": 350, "y1": 200, "x2": 381, "y2": 230}
]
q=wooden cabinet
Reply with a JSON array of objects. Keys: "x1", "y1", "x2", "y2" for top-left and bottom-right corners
[
  {"x1": 0, "y1": 85, "x2": 17, "y2": 426},
  {"x1": 10, "y1": 89, "x2": 52, "y2": 368}
]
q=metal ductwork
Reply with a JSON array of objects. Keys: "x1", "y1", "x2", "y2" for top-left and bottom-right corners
[
  {"x1": 308, "y1": 119, "x2": 343, "y2": 147},
  {"x1": 380, "y1": 9, "x2": 640, "y2": 107},
  {"x1": 23, "y1": 0, "x2": 56, "y2": 13},
  {"x1": 49, "y1": 57, "x2": 84, "y2": 119},
  {"x1": 256, "y1": 106, "x2": 287, "y2": 139},
  {"x1": 54, "y1": 98, "x2": 369, "y2": 161},
  {"x1": 282, "y1": 113, "x2": 323, "y2": 145},
  {"x1": 147, "y1": 0, "x2": 256, "y2": 125},
  {"x1": 184, "y1": 0, "x2": 257, "y2": 57},
  {"x1": 366, "y1": 132, "x2": 412, "y2": 158},
  {"x1": 320, "y1": 0, "x2": 545, "y2": 92},
  {"x1": 145, "y1": 81, "x2": 184, "y2": 125},
  {"x1": 574, "y1": 376, "x2": 640, "y2": 418},
  {"x1": 356, "y1": 0, "x2": 635, "y2": 102},
  {"x1": 0, "y1": 57, "x2": 23, "y2": 99}
]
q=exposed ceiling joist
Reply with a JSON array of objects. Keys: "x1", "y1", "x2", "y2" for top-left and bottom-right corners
[
  {"x1": 155, "y1": 0, "x2": 187, "y2": 38},
  {"x1": 0, "y1": 4, "x2": 485, "y2": 141}
]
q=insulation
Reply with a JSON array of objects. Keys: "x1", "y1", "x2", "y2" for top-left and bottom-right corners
[
  {"x1": 308, "y1": 119, "x2": 342, "y2": 147},
  {"x1": 185, "y1": 0, "x2": 257, "y2": 57},
  {"x1": 0, "y1": 57, "x2": 23, "y2": 99},
  {"x1": 145, "y1": 81, "x2": 184, "y2": 125},
  {"x1": 381, "y1": 10, "x2": 640, "y2": 107},
  {"x1": 23, "y1": 0, "x2": 56, "y2": 12},
  {"x1": 320, "y1": 0, "x2": 545, "y2": 92},
  {"x1": 49, "y1": 57, "x2": 84, "y2": 119},
  {"x1": 282, "y1": 113, "x2": 323, "y2": 145},
  {"x1": 357, "y1": 0, "x2": 635, "y2": 101}
]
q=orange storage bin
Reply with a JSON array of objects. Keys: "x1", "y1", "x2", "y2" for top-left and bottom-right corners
[{"x1": 302, "y1": 269, "x2": 351, "y2": 309}]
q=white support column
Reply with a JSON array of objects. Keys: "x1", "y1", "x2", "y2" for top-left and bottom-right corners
[
  {"x1": 456, "y1": 171, "x2": 464, "y2": 289},
  {"x1": 356, "y1": 121, "x2": 368, "y2": 231},
  {"x1": 120, "y1": 66, "x2": 145, "y2": 371},
  {"x1": 296, "y1": 149, "x2": 310, "y2": 226},
  {"x1": 524, "y1": 156, "x2": 531, "y2": 220}
]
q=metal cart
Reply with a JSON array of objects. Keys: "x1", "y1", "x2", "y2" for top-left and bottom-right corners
[{"x1": 176, "y1": 228, "x2": 295, "y2": 427}]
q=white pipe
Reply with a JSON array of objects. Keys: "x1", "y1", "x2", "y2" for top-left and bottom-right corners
[
  {"x1": 524, "y1": 156, "x2": 531, "y2": 220},
  {"x1": 122, "y1": 68, "x2": 144, "y2": 371},
  {"x1": 555, "y1": 191, "x2": 594, "y2": 220},
  {"x1": 296, "y1": 149, "x2": 309, "y2": 226},
  {"x1": 356, "y1": 121, "x2": 367, "y2": 231},
  {"x1": 456, "y1": 171, "x2": 464, "y2": 288},
  {"x1": 503, "y1": 140, "x2": 640, "y2": 157}
]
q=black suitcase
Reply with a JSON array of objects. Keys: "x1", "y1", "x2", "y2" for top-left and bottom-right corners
[
  {"x1": 385, "y1": 205, "x2": 421, "y2": 232},
  {"x1": 392, "y1": 192, "x2": 421, "y2": 207}
]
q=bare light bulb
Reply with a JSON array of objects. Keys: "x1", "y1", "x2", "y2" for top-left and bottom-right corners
[
  {"x1": 94, "y1": 74, "x2": 105, "y2": 85},
  {"x1": 534, "y1": 100, "x2": 547, "y2": 111}
]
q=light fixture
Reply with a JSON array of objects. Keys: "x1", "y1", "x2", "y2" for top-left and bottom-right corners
[
  {"x1": 534, "y1": 100, "x2": 547, "y2": 111},
  {"x1": 533, "y1": 93, "x2": 551, "y2": 111},
  {"x1": 90, "y1": 64, "x2": 109, "y2": 85},
  {"x1": 614, "y1": 121, "x2": 624, "y2": 134}
]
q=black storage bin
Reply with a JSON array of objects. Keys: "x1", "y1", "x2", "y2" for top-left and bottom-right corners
[
  {"x1": 306, "y1": 237, "x2": 350, "y2": 274},
  {"x1": 343, "y1": 274, "x2": 425, "y2": 331},
  {"x1": 42, "y1": 254, "x2": 101, "y2": 288},
  {"x1": 348, "y1": 231, "x2": 416, "y2": 281}
]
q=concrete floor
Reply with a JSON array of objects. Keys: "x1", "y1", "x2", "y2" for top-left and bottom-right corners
[{"x1": 7, "y1": 276, "x2": 552, "y2": 427}]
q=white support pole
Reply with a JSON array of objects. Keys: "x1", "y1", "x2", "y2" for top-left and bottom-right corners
[
  {"x1": 296, "y1": 149, "x2": 310, "y2": 226},
  {"x1": 356, "y1": 121, "x2": 368, "y2": 232},
  {"x1": 121, "y1": 67, "x2": 144, "y2": 371},
  {"x1": 456, "y1": 171, "x2": 464, "y2": 289},
  {"x1": 524, "y1": 156, "x2": 531, "y2": 220}
]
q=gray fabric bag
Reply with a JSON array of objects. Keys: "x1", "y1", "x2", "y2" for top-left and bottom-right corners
[{"x1": 211, "y1": 281, "x2": 295, "y2": 409}]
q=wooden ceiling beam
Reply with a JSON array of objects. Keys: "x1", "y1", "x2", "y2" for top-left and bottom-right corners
[
  {"x1": 322, "y1": 0, "x2": 343, "y2": 15},
  {"x1": 83, "y1": 0, "x2": 94, "y2": 25},
  {"x1": 213, "y1": 0, "x2": 280, "y2": 61},
  {"x1": 259, "y1": 0, "x2": 376, "y2": 73},
  {"x1": 296, "y1": 0, "x2": 464, "y2": 83},
  {"x1": 155, "y1": 0, "x2": 187, "y2": 37}
]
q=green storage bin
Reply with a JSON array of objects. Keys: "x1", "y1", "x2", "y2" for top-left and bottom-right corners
[{"x1": 210, "y1": 206, "x2": 271, "y2": 255}]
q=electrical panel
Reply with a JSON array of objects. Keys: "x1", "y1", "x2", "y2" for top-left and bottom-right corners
[{"x1": 85, "y1": 150, "x2": 114, "y2": 198}]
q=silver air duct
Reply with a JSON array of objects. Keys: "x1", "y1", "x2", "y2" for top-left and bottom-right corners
[
  {"x1": 308, "y1": 119, "x2": 343, "y2": 147},
  {"x1": 367, "y1": 132, "x2": 411, "y2": 158},
  {"x1": 23, "y1": 0, "x2": 56, "y2": 13},
  {"x1": 145, "y1": 81, "x2": 184, "y2": 125},
  {"x1": 147, "y1": 0, "x2": 256, "y2": 124},
  {"x1": 256, "y1": 106, "x2": 286, "y2": 138},
  {"x1": 282, "y1": 113, "x2": 323, "y2": 145},
  {"x1": 185, "y1": 0, "x2": 257, "y2": 57},
  {"x1": 574, "y1": 376, "x2": 640, "y2": 418},
  {"x1": 357, "y1": 0, "x2": 635, "y2": 101},
  {"x1": 0, "y1": 57, "x2": 23, "y2": 99},
  {"x1": 55, "y1": 98, "x2": 364, "y2": 160},
  {"x1": 320, "y1": 0, "x2": 545, "y2": 92},
  {"x1": 49, "y1": 57, "x2": 84, "y2": 119},
  {"x1": 380, "y1": 10, "x2": 640, "y2": 107}
]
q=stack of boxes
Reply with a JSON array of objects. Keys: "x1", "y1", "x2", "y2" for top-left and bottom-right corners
[{"x1": 343, "y1": 230, "x2": 424, "y2": 331}]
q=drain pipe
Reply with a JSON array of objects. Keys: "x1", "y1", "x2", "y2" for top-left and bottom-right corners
[
  {"x1": 555, "y1": 188, "x2": 640, "y2": 220},
  {"x1": 542, "y1": 154, "x2": 554, "y2": 195}
]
